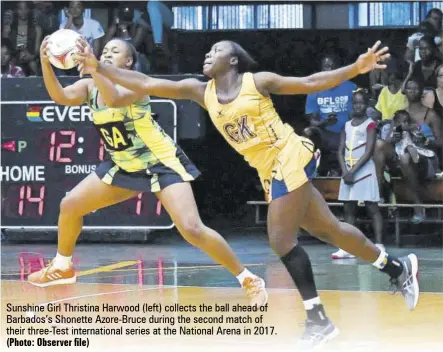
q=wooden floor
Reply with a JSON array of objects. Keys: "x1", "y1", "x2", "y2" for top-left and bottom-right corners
[{"x1": 1, "y1": 239, "x2": 443, "y2": 351}]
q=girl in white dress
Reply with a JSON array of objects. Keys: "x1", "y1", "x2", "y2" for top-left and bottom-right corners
[{"x1": 333, "y1": 89, "x2": 384, "y2": 259}]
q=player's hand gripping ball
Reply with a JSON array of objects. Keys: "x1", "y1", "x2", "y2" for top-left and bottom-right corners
[{"x1": 47, "y1": 29, "x2": 81, "y2": 70}]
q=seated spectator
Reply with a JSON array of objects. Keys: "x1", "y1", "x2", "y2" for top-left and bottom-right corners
[
  {"x1": 60, "y1": 1, "x2": 104, "y2": 57},
  {"x1": 141, "y1": 1, "x2": 173, "y2": 52},
  {"x1": 369, "y1": 45, "x2": 403, "y2": 98},
  {"x1": 33, "y1": 1, "x2": 60, "y2": 37},
  {"x1": 132, "y1": 2, "x2": 174, "y2": 72},
  {"x1": 369, "y1": 67, "x2": 388, "y2": 98},
  {"x1": 374, "y1": 65, "x2": 408, "y2": 121},
  {"x1": 1, "y1": 40, "x2": 25, "y2": 78},
  {"x1": 305, "y1": 55, "x2": 356, "y2": 176},
  {"x1": 321, "y1": 38, "x2": 347, "y2": 65},
  {"x1": 428, "y1": 64, "x2": 443, "y2": 116},
  {"x1": 405, "y1": 20, "x2": 441, "y2": 63},
  {"x1": 2, "y1": 1, "x2": 42, "y2": 76},
  {"x1": 390, "y1": 110, "x2": 435, "y2": 164},
  {"x1": 424, "y1": 8, "x2": 443, "y2": 57},
  {"x1": 404, "y1": 36, "x2": 442, "y2": 90},
  {"x1": 426, "y1": 65, "x2": 443, "y2": 168},
  {"x1": 104, "y1": 5, "x2": 150, "y2": 72},
  {"x1": 374, "y1": 79, "x2": 441, "y2": 223}
]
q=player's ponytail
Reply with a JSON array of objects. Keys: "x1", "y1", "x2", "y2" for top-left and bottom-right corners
[{"x1": 228, "y1": 41, "x2": 258, "y2": 73}]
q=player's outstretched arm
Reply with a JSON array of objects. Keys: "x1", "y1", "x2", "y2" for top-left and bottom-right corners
[
  {"x1": 74, "y1": 41, "x2": 206, "y2": 108},
  {"x1": 255, "y1": 41, "x2": 390, "y2": 96},
  {"x1": 97, "y1": 64, "x2": 206, "y2": 107}
]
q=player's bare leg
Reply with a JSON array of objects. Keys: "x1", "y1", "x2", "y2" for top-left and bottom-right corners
[
  {"x1": 28, "y1": 173, "x2": 138, "y2": 287},
  {"x1": 157, "y1": 182, "x2": 268, "y2": 306}
]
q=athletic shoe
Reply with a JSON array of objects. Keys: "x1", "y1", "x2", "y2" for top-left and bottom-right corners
[
  {"x1": 242, "y1": 276, "x2": 268, "y2": 307},
  {"x1": 331, "y1": 248, "x2": 356, "y2": 259},
  {"x1": 389, "y1": 254, "x2": 419, "y2": 310},
  {"x1": 28, "y1": 260, "x2": 76, "y2": 287},
  {"x1": 298, "y1": 318, "x2": 340, "y2": 350}
]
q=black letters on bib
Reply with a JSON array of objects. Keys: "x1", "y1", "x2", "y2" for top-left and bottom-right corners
[
  {"x1": 223, "y1": 115, "x2": 256, "y2": 144},
  {"x1": 96, "y1": 121, "x2": 133, "y2": 151}
]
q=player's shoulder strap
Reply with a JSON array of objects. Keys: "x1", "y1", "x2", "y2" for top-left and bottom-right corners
[
  {"x1": 204, "y1": 79, "x2": 216, "y2": 107},
  {"x1": 241, "y1": 72, "x2": 264, "y2": 97}
]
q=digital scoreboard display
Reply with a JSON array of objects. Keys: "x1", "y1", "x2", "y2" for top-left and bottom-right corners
[{"x1": 1, "y1": 100, "x2": 177, "y2": 229}]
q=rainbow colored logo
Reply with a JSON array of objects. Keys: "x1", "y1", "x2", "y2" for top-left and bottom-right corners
[{"x1": 26, "y1": 106, "x2": 43, "y2": 122}]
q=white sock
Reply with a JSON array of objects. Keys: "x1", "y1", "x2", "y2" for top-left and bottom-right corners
[
  {"x1": 303, "y1": 296, "x2": 321, "y2": 310},
  {"x1": 372, "y1": 249, "x2": 388, "y2": 269},
  {"x1": 236, "y1": 268, "x2": 255, "y2": 285},
  {"x1": 53, "y1": 252, "x2": 72, "y2": 270}
]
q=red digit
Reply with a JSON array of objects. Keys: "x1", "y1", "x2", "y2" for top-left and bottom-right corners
[
  {"x1": 57, "y1": 130, "x2": 76, "y2": 162},
  {"x1": 98, "y1": 139, "x2": 105, "y2": 161},
  {"x1": 49, "y1": 132, "x2": 56, "y2": 161},
  {"x1": 135, "y1": 193, "x2": 143, "y2": 215},
  {"x1": 18, "y1": 185, "x2": 45, "y2": 216},
  {"x1": 49, "y1": 131, "x2": 76, "y2": 163},
  {"x1": 18, "y1": 185, "x2": 25, "y2": 215}
]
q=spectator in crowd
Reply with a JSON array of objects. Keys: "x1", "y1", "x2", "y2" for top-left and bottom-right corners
[
  {"x1": 33, "y1": 1, "x2": 60, "y2": 37},
  {"x1": 321, "y1": 38, "x2": 347, "y2": 64},
  {"x1": 369, "y1": 66, "x2": 388, "y2": 98},
  {"x1": 425, "y1": 8, "x2": 443, "y2": 56},
  {"x1": 374, "y1": 79, "x2": 441, "y2": 223},
  {"x1": 424, "y1": 64, "x2": 443, "y2": 168},
  {"x1": 333, "y1": 89, "x2": 383, "y2": 259},
  {"x1": 60, "y1": 1, "x2": 104, "y2": 57},
  {"x1": 403, "y1": 36, "x2": 442, "y2": 108},
  {"x1": 374, "y1": 64, "x2": 408, "y2": 121},
  {"x1": 143, "y1": 1, "x2": 174, "y2": 52},
  {"x1": 305, "y1": 55, "x2": 357, "y2": 176},
  {"x1": 405, "y1": 20, "x2": 441, "y2": 63},
  {"x1": 390, "y1": 110, "x2": 430, "y2": 165},
  {"x1": 105, "y1": 6, "x2": 148, "y2": 49},
  {"x1": 426, "y1": 8, "x2": 443, "y2": 30},
  {"x1": 2, "y1": 1, "x2": 42, "y2": 76},
  {"x1": 1, "y1": 40, "x2": 25, "y2": 78},
  {"x1": 428, "y1": 64, "x2": 443, "y2": 116},
  {"x1": 404, "y1": 36, "x2": 442, "y2": 89},
  {"x1": 104, "y1": 5, "x2": 150, "y2": 72},
  {"x1": 131, "y1": 2, "x2": 174, "y2": 72}
]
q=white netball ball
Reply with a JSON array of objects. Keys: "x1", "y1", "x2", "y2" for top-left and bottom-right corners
[{"x1": 47, "y1": 29, "x2": 81, "y2": 70}]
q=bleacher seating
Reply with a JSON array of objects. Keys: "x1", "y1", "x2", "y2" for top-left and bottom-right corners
[{"x1": 247, "y1": 177, "x2": 443, "y2": 246}]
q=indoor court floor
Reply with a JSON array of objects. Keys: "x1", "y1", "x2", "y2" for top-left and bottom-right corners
[{"x1": 1, "y1": 232, "x2": 443, "y2": 352}]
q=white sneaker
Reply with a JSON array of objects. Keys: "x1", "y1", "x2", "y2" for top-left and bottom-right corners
[
  {"x1": 242, "y1": 276, "x2": 268, "y2": 307},
  {"x1": 332, "y1": 248, "x2": 356, "y2": 259}
]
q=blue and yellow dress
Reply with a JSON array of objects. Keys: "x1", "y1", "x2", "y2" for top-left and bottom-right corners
[
  {"x1": 88, "y1": 85, "x2": 200, "y2": 192},
  {"x1": 204, "y1": 72, "x2": 319, "y2": 202}
]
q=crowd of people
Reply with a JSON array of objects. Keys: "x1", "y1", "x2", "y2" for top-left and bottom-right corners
[
  {"x1": 1, "y1": 1, "x2": 174, "y2": 77},
  {"x1": 2, "y1": 3, "x2": 442, "y2": 235},
  {"x1": 305, "y1": 8, "x2": 443, "y2": 258}
]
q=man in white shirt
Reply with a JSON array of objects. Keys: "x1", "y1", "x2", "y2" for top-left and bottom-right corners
[{"x1": 60, "y1": 1, "x2": 104, "y2": 57}]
